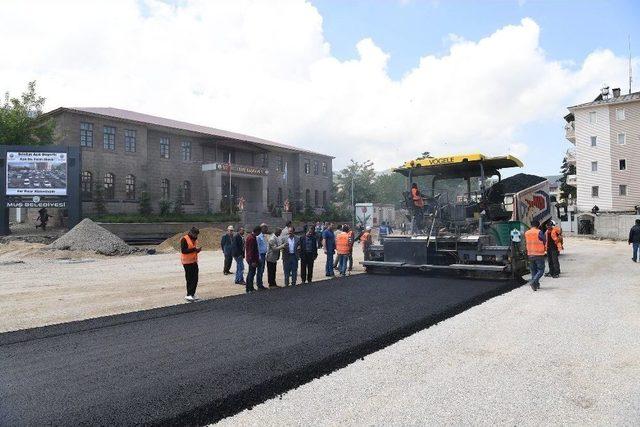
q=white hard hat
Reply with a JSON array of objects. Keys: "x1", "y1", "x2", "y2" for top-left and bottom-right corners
[{"x1": 366, "y1": 226, "x2": 372, "y2": 231}]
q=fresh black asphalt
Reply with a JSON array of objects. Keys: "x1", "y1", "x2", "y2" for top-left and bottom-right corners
[{"x1": 0, "y1": 274, "x2": 517, "y2": 426}]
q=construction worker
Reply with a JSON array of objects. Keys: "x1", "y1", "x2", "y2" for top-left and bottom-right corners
[
  {"x1": 411, "y1": 182, "x2": 425, "y2": 233},
  {"x1": 335, "y1": 226, "x2": 351, "y2": 277},
  {"x1": 180, "y1": 227, "x2": 202, "y2": 301},
  {"x1": 379, "y1": 221, "x2": 389, "y2": 243},
  {"x1": 346, "y1": 225, "x2": 355, "y2": 271},
  {"x1": 524, "y1": 220, "x2": 546, "y2": 291},
  {"x1": 545, "y1": 220, "x2": 563, "y2": 278},
  {"x1": 360, "y1": 226, "x2": 373, "y2": 261}
]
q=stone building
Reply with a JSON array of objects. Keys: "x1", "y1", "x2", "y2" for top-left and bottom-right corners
[{"x1": 43, "y1": 107, "x2": 333, "y2": 216}]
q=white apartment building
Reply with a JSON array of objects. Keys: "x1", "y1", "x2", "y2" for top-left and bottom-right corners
[{"x1": 565, "y1": 87, "x2": 640, "y2": 212}]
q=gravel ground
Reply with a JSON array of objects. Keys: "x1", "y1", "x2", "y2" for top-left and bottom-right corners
[
  {"x1": 0, "y1": 274, "x2": 511, "y2": 426},
  {"x1": 220, "y1": 236, "x2": 640, "y2": 426}
]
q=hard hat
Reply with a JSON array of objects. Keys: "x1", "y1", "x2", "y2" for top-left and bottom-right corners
[
  {"x1": 227, "y1": 225, "x2": 234, "y2": 231},
  {"x1": 366, "y1": 226, "x2": 372, "y2": 231}
]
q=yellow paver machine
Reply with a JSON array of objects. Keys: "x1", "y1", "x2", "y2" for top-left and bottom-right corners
[{"x1": 362, "y1": 153, "x2": 551, "y2": 280}]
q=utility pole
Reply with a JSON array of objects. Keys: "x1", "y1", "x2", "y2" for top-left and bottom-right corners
[
  {"x1": 351, "y1": 172, "x2": 355, "y2": 227},
  {"x1": 629, "y1": 35, "x2": 633, "y2": 95}
]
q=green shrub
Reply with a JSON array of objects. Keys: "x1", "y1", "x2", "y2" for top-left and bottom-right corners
[
  {"x1": 89, "y1": 212, "x2": 240, "y2": 223},
  {"x1": 138, "y1": 184, "x2": 152, "y2": 215},
  {"x1": 159, "y1": 199, "x2": 172, "y2": 216}
]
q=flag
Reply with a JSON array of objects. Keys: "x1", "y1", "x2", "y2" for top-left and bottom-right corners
[{"x1": 283, "y1": 161, "x2": 288, "y2": 182}]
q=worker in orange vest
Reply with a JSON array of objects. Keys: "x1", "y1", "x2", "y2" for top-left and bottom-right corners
[
  {"x1": 524, "y1": 220, "x2": 546, "y2": 291},
  {"x1": 335, "y1": 225, "x2": 351, "y2": 277},
  {"x1": 411, "y1": 183, "x2": 425, "y2": 233},
  {"x1": 181, "y1": 227, "x2": 202, "y2": 301},
  {"x1": 360, "y1": 226, "x2": 373, "y2": 261},
  {"x1": 347, "y1": 226, "x2": 355, "y2": 271},
  {"x1": 545, "y1": 220, "x2": 563, "y2": 278}
]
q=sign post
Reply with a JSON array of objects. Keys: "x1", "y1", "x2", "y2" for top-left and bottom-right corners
[{"x1": 0, "y1": 145, "x2": 81, "y2": 236}]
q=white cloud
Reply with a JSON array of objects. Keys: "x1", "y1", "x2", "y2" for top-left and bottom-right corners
[{"x1": 0, "y1": 1, "x2": 636, "y2": 170}]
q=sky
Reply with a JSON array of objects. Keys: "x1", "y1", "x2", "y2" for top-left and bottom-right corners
[{"x1": 1, "y1": 0, "x2": 639, "y2": 176}]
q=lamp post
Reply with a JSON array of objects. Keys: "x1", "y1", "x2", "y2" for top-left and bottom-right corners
[{"x1": 351, "y1": 172, "x2": 355, "y2": 228}]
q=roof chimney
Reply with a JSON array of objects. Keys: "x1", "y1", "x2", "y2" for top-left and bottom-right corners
[{"x1": 612, "y1": 87, "x2": 621, "y2": 97}]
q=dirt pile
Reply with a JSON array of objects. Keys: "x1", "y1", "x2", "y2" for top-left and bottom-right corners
[
  {"x1": 48, "y1": 218, "x2": 133, "y2": 255},
  {"x1": 157, "y1": 227, "x2": 227, "y2": 252}
]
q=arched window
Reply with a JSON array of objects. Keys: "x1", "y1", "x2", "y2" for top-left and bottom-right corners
[
  {"x1": 81, "y1": 171, "x2": 93, "y2": 200},
  {"x1": 161, "y1": 178, "x2": 170, "y2": 199},
  {"x1": 314, "y1": 190, "x2": 319, "y2": 207},
  {"x1": 125, "y1": 174, "x2": 136, "y2": 200},
  {"x1": 183, "y1": 181, "x2": 192, "y2": 204},
  {"x1": 104, "y1": 173, "x2": 115, "y2": 199},
  {"x1": 322, "y1": 191, "x2": 327, "y2": 207},
  {"x1": 305, "y1": 189, "x2": 311, "y2": 207}
]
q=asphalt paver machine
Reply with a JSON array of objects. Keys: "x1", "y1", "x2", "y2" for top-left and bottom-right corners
[{"x1": 362, "y1": 153, "x2": 551, "y2": 280}]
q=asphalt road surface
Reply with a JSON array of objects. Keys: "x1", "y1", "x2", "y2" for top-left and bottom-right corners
[{"x1": 0, "y1": 274, "x2": 516, "y2": 426}]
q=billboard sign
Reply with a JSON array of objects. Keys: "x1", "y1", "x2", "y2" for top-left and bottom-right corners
[
  {"x1": 5, "y1": 151, "x2": 68, "y2": 196},
  {"x1": 355, "y1": 203, "x2": 374, "y2": 228}
]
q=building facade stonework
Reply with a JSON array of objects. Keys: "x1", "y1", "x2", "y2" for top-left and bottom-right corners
[{"x1": 45, "y1": 107, "x2": 333, "y2": 215}]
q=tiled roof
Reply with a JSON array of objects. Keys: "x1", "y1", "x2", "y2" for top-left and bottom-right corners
[
  {"x1": 568, "y1": 91, "x2": 640, "y2": 110},
  {"x1": 44, "y1": 107, "x2": 332, "y2": 157}
]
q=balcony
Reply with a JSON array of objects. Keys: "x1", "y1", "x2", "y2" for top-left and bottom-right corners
[
  {"x1": 566, "y1": 174, "x2": 577, "y2": 187},
  {"x1": 564, "y1": 121, "x2": 575, "y2": 144},
  {"x1": 565, "y1": 149, "x2": 576, "y2": 165}
]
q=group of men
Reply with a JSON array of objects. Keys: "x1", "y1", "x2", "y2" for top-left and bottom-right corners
[
  {"x1": 179, "y1": 221, "x2": 374, "y2": 300},
  {"x1": 524, "y1": 219, "x2": 564, "y2": 291}
]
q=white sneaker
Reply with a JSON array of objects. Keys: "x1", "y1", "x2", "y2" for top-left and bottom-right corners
[
  {"x1": 192, "y1": 294, "x2": 200, "y2": 301},
  {"x1": 185, "y1": 295, "x2": 194, "y2": 302}
]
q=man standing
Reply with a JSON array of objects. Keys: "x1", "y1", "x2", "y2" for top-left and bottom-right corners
[
  {"x1": 629, "y1": 219, "x2": 640, "y2": 262},
  {"x1": 220, "y1": 225, "x2": 234, "y2": 275},
  {"x1": 346, "y1": 225, "x2": 355, "y2": 272},
  {"x1": 411, "y1": 182, "x2": 425, "y2": 233},
  {"x1": 232, "y1": 227, "x2": 246, "y2": 285},
  {"x1": 360, "y1": 226, "x2": 373, "y2": 261},
  {"x1": 256, "y1": 223, "x2": 269, "y2": 289},
  {"x1": 180, "y1": 227, "x2": 202, "y2": 301},
  {"x1": 282, "y1": 226, "x2": 301, "y2": 286},
  {"x1": 335, "y1": 227, "x2": 351, "y2": 277},
  {"x1": 266, "y1": 228, "x2": 286, "y2": 287},
  {"x1": 322, "y1": 222, "x2": 336, "y2": 277},
  {"x1": 524, "y1": 220, "x2": 546, "y2": 291},
  {"x1": 300, "y1": 227, "x2": 318, "y2": 284},
  {"x1": 545, "y1": 221, "x2": 563, "y2": 278},
  {"x1": 245, "y1": 226, "x2": 262, "y2": 293}
]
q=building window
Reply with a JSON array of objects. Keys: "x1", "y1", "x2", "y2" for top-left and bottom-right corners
[
  {"x1": 313, "y1": 160, "x2": 319, "y2": 175},
  {"x1": 276, "y1": 155, "x2": 283, "y2": 173},
  {"x1": 124, "y1": 129, "x2": 136, "y2": 153},
  {"x1": 322, "y1": 190, "x2": 327, "y2": 206},
  {"x1": 222, "y1": 148, "x2": 236, "y2": 164},
  {"x1": 81, "y1": 171, "x2": 92, "y2": 200},
  {"x1": 314, "y1": 190, "x2": 319, "y2": 207},
  {"x1": 591, "y1": 161, "x2": 598, "y2": 172},
  {"x1": 125, "y1": 174, "x2": 136, "y2": 200},
  {"x1": 277, "y1": 187, "x2": 283, "y2": 206},
  {"x1": 618, "y1": 133, "x2": 626, "y2": 145},
  {"x1": 259, "y1": 153, "x2": 268, "y2": 168},
  {"x1": 103, "y1": 126, "x2": 116, "y2": 150},
  {"x1": 304, "y1": 159, "x2": 311, "y2": 174},
  {"x1": 591, "y1": 186, "x2": 599, "y2": 198},
  {"x1": 181, "y1": 141, "x2": 191, "y2": 161},
  {"x1": 616, "y1": 108, "x2": 625, "y2": 120},
  {"x1": 589, "y1": 111, "x2": 597, "y2": 124},
  {"x1": 321, "y1": 161, "x2": 328, "y2": 176},
  {"x1": 104, "y1": 173, "x2": 115, "y2": 199},
  {"x1": 305, "y1": 189, "x2": 311, "y2": 207},
  {"x1": 161, "y1": 178, "x2": 170, "y2": 199},
  {"x1": 590, "y1": 136, "x2": 597, "y2": 147},
  {"x1": 183, "y1": 181, "x2": 192, "y2": 204},
  {"x1": 619, "y1": 185, "x2": 627, "y2": 196},
  {"x1": 160, "y1": 137, "x2": 170, "y2": 159},
  {"x1": 80, "y1": 122, "x2": 93, "y2": 147},
  {"x1": 619, "y1": 159, "x2": 627, "y2": 171}
]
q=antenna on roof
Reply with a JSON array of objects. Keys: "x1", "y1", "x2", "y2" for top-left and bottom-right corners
[{"x1": 629, "y1": 34, "x2": 633, "y2": 94}]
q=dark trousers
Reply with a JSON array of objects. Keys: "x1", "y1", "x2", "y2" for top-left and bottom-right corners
[
  {"x1": 529, "y1": 256, "x2": 545, "y2": 286},
  {"x1": 283, "y1": 256, "x2": 298, "y2": 286},
  {"x1": 348, "y1": 252, "x2": 353, "y2": 271},
  {"x1": 325, "y1": 252, "x2": 335, "y2": 276},
  {"x1": 300, "y1": 253, "x2": 315, "y2": 283},
  {"x1": 547, "y1": 247, "x2": 560, "y2": 276},
  {"x1": 183, "y1": 262, "x2": 199, "y2": 296},
  {"x1": 223, "y1": 254, "x2": 233, "y2": 273},
  {"x1": 256, "y1": 254, "x2": 266, "y2": 288},
  {"x1": 633, "y1": 242, "x2": 640, "y2": 262},
  {"x1": 267, "y1": 261, "x2": 277, "y2": 286},
  {"x1": 246, "y1": 263, "x2": 257, "y2": 293}
]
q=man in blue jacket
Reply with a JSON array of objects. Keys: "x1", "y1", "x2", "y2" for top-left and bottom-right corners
[
  {"x1": 220, "y1": 225, "x2": 234, "y2": 275},
  {"x1": 322, "y1": 222, "x2": 336, "y2": 277}
]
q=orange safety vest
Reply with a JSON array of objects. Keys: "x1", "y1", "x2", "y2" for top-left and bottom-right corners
[
  {"x1": 336, "y1": 232, "x2": 351, "y2": 255},
  {"x1": 525, "y1": 227, "x2": 546, "y2": 256},
  {"x1": 361, "y1": 231, "x2": 371, "y2": 248},
  {"x1": 180, "y1": 234, "x2": 199, "y2": 265},
  {"x1": 411, "y1": 187, "x2": 424, "y2": 208},
  {"x1": 546, "y1": 226, "x2": 564, "y2": 251}
]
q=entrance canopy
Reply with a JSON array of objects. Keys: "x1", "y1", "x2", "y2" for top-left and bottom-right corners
[{"x1": 394, "y1": 153, "x2": 523, "y2": 179}]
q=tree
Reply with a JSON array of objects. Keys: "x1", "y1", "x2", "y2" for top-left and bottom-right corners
[
  {"x1": 370, "y1": 172, "x2": 406, "y2": 207},
  {"x1": 0, "y1": 81, "x2": 56, "y2": 145},
  {"x1": 173, "y1": 188, "x2": 184, "y2": 215},
  {"x1": 332, "y1": 159, "x2": 377, "y2": 205},
  {"x1": 93, "y1": 185, "x2": 106, "y2": 214},
  {"x1": 138, "y1": 183, "x2": 153, "y2": 215},
  {"x1": 559, "y1": 155, "x2": 576, "y2": 202}
]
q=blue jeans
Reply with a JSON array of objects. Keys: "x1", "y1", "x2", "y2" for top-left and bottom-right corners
[
  {"x1": 257, "y1": 253, "x2": 266, "y2": 287},
  {"x1": 337, "y1": 254, "x2": 348, "y2": 276},
  {"x1": 633, "y1": 243, "x2": 640, "y2": 262},
  {"x1": 234, "y1": 256, "x2": 245, "y2": 283},
  {"x1": 283, "y1": 256, "x2": 298, "y2": 286},
  {"x1": 529, "y1": 256, "x2": 545, "y2": 286},
  {"x1": 325, "y1": 252, "x2": 335, "y2": 276}
]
